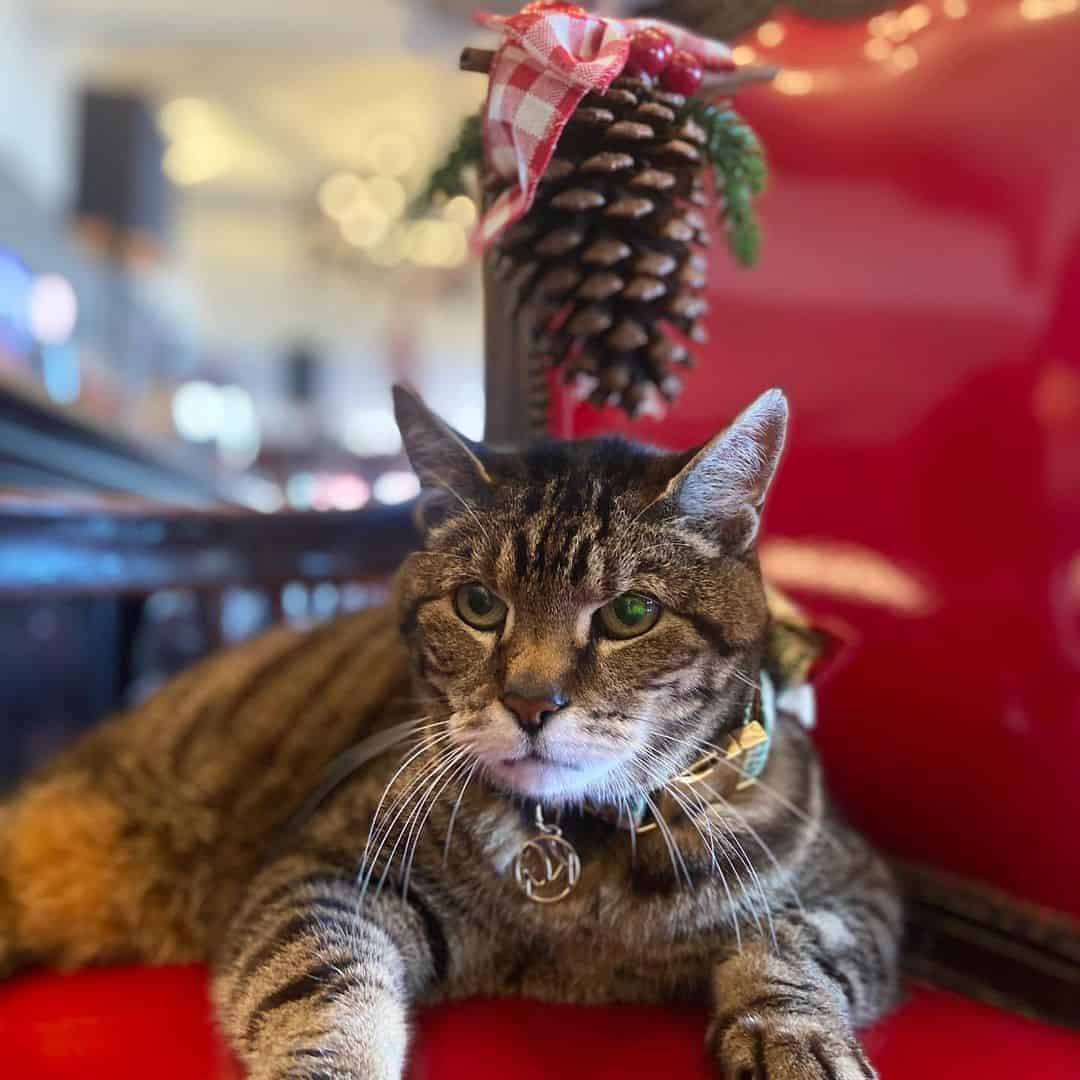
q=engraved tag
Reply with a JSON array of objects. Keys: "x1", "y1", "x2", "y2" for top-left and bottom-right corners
[{"x1": 513, "y1": 807, "x2": 581, "y2": 904}]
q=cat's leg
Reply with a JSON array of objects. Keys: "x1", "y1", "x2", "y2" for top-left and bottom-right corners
[
  {"x1": 213, "y1": 848, "x2": 444, "y2": 1080},
  {"x1": 707, "y1": 844, "x2": 902, "y2": 1080}
]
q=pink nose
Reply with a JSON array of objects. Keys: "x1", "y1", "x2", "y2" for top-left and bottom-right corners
[{"x1": 501, "y1": 694, "x2": 566, "y2": 733}]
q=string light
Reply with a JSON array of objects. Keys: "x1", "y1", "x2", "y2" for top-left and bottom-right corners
[
  {"x1": 901, "y1": 4, "x2": 932, "y2": 32},
  {"x1": 731, "y1": 45, "x2": 757, "y2": 66},
  {"x1": 1019, "y1": 0, "x2": 1077, "y2": 19},
  {"x1": 864, "y1": 38, "x2": 893, "y2": 61},
  {"x1": 943, "y1": 0, "x2": 968, "y2": 16},
  {"x1": 774, "y1": 70, "x2": 814, "y2": 96},
  {"x1": 756, "y1": 21, "x2": 785, "y2": 47},
  {"x1": 892, "y1": 44, "x2": 920, "y2": 70}
]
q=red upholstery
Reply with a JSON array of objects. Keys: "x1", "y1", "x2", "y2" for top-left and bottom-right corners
[{"x1": 1, "y1": 965, "x2": 1078, "y2": 1079}]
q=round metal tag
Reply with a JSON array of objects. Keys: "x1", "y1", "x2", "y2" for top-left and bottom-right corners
[{"x1": 513, "y1": 830, "x2": 581, "y2": 904}]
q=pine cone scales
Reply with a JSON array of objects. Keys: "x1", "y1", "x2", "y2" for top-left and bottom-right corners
[{"x1": 488, "y1": 74, "x2": 712, "y2": 416}]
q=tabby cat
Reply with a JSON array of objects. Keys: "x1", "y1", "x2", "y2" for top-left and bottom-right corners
[{"x1": 0, "y1": 387, "x2": 901, "y2": 1079}]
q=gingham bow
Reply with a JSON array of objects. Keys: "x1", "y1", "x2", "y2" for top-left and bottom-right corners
[{"x1": 474, "y1": 3, "x2": 733, "y2": 248}]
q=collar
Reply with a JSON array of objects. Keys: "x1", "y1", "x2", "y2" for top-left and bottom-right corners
[
  {"x1": 583, "y1": 670, "x2": 778, "y2": 834},
  {"x1": 276, "y1": 672, "x2": 787, "y2": 855}
]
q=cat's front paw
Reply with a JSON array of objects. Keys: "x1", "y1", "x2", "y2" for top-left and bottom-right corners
[{"x1": 707, "y1": 1008, "x2": 875, "y2": 1080}]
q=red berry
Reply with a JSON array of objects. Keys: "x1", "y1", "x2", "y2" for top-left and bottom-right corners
[
  {"x1": 661, "y1": 49, "x2": 704, "y2": 95},
  {"x1": 626, "y1": 28, "x2": 675, "y2": 79}
]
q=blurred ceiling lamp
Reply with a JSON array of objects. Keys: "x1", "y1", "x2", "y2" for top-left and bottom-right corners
[
  {"x1": 943, "y1": 0, "x2": 968, "y2": 16},
  {"x1": 365, "y1": 132, "x2": 417, "y2": 179},
  {"x1": 322, "y1": 474, "x2": 371, "y2": 512},
  {"x1": 366, "y1": 225, "x2": 409, "y2": 269},
  {"x1": 27, "y1": 274, "x2": 78, "y2": 345},
  {"x1": 344, "y1": 406, "x2": 403, "y2": 456},
  {"x1": 319, "y1": 172, "x2": 364, "y2": 219},
  {"x1": 163, "y1": 137, "x2": 232, "y2": 187},
  {"x1": 341, "y1": 207, "x2": 390, "y2": 249},
  {"x1": 216, "y1": 385, "x2": 261, "y2": 469},
  {"x1": 373, "y1": 470, "x2": 421, "y2": 505},
  {"x1": 172, "y1": 380, "x2": 224, "y2": 442},
  {"x1": 406, "y1": 220, "x2": 467, "y2": 268},
  {"x1": 731, "y1": 45, "x2": 757, "y2": 66},
  {"x1": 157, "y1": 98, "x2": 214, "y2": 140},
  {"x1": 442, "y1": 195, "x2": 477, "y2": 229},
  {"x1": 365, "y1": 177, "x2": 407, "y2": 219},
  {"x1": 158, "y1": 96, "x2": 238, "y2": 187}
]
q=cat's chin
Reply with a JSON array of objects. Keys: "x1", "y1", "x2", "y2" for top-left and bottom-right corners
[{"x1": 487, "y1": 757, "x2": 610, "y2": 803}]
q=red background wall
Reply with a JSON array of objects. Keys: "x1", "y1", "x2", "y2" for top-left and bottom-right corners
[{"x1": 553, "y1": 0, "x2": 1080, "y2": 919}]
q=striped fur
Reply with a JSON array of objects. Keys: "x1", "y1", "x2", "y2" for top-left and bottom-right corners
[{"x1": 0, "y1": 389, "x2": 901, "y2": 1079}]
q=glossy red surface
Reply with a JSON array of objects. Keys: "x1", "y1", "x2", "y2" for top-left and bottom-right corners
[
  {"x1": 553, "y1": 0, "x2": 1080, "y2": 918},
  {"x1": 2, "y1": 965, "x2": 1079, "y2": 1079}
]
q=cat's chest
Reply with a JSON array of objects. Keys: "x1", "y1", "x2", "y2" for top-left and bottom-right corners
[
  {"x1": 460, "y1": 813, "x2": 734, "y2": 944},
  {"x1": 450, "y1": 871, "x2": 719, "y2": 1004}
]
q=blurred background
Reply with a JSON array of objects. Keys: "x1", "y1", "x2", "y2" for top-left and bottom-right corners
[
  {"x1": 1, "y1": 0, "x2": 493, "y2": 480},
  {"x1": 0, "y1": 0, "x2": 508, "y2": 781}
]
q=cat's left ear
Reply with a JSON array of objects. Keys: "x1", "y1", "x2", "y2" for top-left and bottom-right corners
[
  {"x1": 392, "y1": 385, "x2": 492, "y2": 504},
  {"x1": 661, "y1": 388, "x2": 788, "y2": 551}
]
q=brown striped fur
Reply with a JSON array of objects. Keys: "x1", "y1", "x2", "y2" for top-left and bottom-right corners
[{"x1": 0, "y1": 389, "x2": 901, "y2": 1078}]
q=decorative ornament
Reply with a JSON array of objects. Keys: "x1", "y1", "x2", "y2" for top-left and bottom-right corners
[
  {"x1": 513, "y1": 805, "x2": 582, "y2": 903},
  {"x1": 419, "y1": 2, "x2": 774, "y2": 419}
]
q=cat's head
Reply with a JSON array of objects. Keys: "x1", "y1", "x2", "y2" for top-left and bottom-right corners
[{"x1": 392, "y1": 386, "x2": 787, "y2": 809}]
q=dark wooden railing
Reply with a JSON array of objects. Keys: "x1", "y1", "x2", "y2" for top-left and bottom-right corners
[{"x1": 0, "y1": 491, "x2": 418, "y2": 597}]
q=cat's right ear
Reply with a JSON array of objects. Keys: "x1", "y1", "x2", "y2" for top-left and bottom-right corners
[{"x1": 392, "y1": 386, "x2": 492, "y2": 524}]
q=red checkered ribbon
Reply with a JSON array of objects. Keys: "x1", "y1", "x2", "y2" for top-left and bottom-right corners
[{"x1": 473, "y1": 3, "x2": 732, "y2": 248}]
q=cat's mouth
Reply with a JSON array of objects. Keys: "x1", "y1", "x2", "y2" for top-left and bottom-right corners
[
  {"x1": 501, "y1": 752, "x2": 579, "y2": 770},
  {"x1": 488, "y1": 751, "x2": 615, "y2": 801}
]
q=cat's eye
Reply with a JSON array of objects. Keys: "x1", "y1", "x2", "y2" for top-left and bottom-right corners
[
  {"x1": 597, "y1": 592, "x2": 661, "y2": 640},
  {"x1": 454, "y1": 582, "x2": 508, "y2": 631}
]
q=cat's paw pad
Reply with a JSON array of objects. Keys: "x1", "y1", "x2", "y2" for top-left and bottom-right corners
[{"x1": 708, "y1": 1010, "x2": 875, "y2": 1080}]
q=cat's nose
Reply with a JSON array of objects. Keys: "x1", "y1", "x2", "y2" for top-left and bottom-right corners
[{"x1": 501, "y1": 692, "x2": 568, "y2": 733}]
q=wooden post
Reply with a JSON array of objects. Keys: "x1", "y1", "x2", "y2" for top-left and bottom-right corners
[{"x1": 480, "y1": 224, "x2": 551, "y2": 447}]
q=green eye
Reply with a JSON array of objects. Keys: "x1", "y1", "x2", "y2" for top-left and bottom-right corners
[
  {"x1": 598, "y1": 592, "x2": 661, "y2": 640},
  {"x1": 454, "y1": 582, "x2": 507, "y2": 631}
]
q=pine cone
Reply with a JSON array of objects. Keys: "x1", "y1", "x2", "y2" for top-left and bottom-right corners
[{"x1": 487, "y1": 74, "x2": 711, "y2": 417}]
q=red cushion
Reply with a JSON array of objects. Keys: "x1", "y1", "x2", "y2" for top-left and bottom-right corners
[{"x1": 1, "y1": 965, "x2": 1077, "y2": 1079}]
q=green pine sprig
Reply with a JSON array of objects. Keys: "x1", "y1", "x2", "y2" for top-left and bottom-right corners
[
  {"x1": 682, "y1": 100, "x2": 768, "y2": 268},
  {"x1": 411, "y1": 110, "x2": 484, "y2": 216}
]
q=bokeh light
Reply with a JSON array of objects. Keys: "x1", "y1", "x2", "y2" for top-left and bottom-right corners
[{"x1": 28, "y1": 274, "x2": 77, "y2": 345}]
